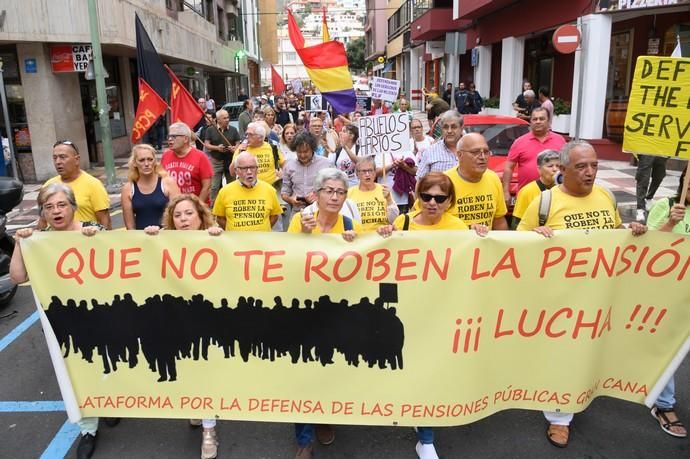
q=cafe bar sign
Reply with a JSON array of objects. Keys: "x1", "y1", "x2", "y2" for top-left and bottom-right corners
[
  {"x1": 596, "y1": 0, "x2": 690, "y2": 13},
  {"x1": 50, "y1": 45, "x2": 92, "y2": 73}
]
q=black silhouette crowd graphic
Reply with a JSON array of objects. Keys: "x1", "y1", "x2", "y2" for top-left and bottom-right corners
[{"x1": 44, "y1": 283, "x2": 405, "y2": 382}]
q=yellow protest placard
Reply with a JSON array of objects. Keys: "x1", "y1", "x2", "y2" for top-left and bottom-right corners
[
  {"x1": 21, "y1": 230, "x2": 690, "y2": 426},
  {"x1": 623, "y1": 56, "x2": 690, "y2": 158}
]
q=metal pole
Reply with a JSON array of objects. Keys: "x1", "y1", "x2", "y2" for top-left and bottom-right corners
[
  {"x1": 0, "y1": 60, "x2": 19, "y2": 179},
  {"x1": 87, "y1": 0, "x2": 117, "y2": 191},
  {"x1": 574, "y1": 17, "x2": 587, "y2": 141}
]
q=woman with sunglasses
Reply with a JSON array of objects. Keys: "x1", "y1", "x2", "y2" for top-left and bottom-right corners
[
  {"x1": 377, "y1": 173, "x2": 486, "y2": 459},
  {"x1": 144, "y1": 194, "x2": 222, "y2": 459},
  {"x1": 121, "y1": 144, "x2": 180, "y2": 230}
]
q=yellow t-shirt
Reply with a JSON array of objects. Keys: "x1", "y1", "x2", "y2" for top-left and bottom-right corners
[
  {"x1": 287, "y1": 211, "x2": 363, "y2": 234},
  {"x1": 348, "y1": 184, "x2": 389, "y2": 232},
  {"x1": 393, "y1": 211, "x2": 468, "y2": 231},
  {"x1": 512, "y1": 180, "x2": 544, "y2": 220},
  {"x1": 44, "y1": 171, "x2": 110, "y2": 223},
  {"x1": 246, "y1": 142, "x2": 285, "y2": 185},
  {"x1": 212, "y1": 180, "x2": 282, "y2": 231},
  {"x1": 444, "y1": 168, "x2": 507, "y2": 226},
  {"x1": 517, "y1": 185, "x2": 622, "y2": 231}
]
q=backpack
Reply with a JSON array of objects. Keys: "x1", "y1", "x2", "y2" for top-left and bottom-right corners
[
  {"x1": 538, "y1": 187, "x2": 617, "y2": 226},
  {"x1": 402, "y1": 214, "x2": 410, "y2": 231}
]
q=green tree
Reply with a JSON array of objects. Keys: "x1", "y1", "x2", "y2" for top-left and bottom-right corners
[{"x1": 346, "y1": 36, "x2": 365, "y2": 73}]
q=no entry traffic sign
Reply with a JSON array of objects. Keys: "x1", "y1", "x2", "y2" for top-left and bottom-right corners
[{"x1": 553, "y1": 24, "x2": 581, "y2": 54}]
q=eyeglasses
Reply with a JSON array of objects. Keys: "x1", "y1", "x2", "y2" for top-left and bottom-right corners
[
  {"x1": 319, "y1": 187, "x2": 347, "y2": 197},
  {"x1": 357, "y1": 169, "x2": 375, "y2": 175},
  {"x1": 167, "y1": 134, "x2": 187, "y2": 139},
  {"x1": 460, "y1": 148, "x2": 491, "y2": 158},
  {"x1": 419, "y1": 193, "x2": 449, "y2": 204},
  {"x1": 43, "y1": 202, "x2": 70, "y2": 212},
  {"x1": 53, "y1": 140, "x2": 79, "y2": 154},
  {"x1": 236, "y1": 166, "x2": 258, "y2": 172}
]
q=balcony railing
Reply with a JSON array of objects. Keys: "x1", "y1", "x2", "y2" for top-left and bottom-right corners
[
  {"x1": 388, "y1": 0, "x2": 411, "y2": 41},
  {"x1": 412, "y1": 0, "x2": 433, "y2": 21}
]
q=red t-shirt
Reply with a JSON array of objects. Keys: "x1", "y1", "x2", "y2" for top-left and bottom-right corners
[
  {"x1": 161, "y1": 147, "x2": 213, "y2": 197},
  {"x1": 507, "y1": 131, "x2": 566, "y2": 190}
]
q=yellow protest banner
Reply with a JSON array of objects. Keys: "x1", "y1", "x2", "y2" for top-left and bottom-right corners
[
  {"x1": 623, "y1": 56, "x2": 690, "y2": 158},
  {"x1": 21, "y1": 230, "x2": 690, "y2": 426}
]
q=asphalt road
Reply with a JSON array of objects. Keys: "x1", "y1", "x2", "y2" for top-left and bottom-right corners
[{"x1": 0, "y1": 212, "x2": 688, "y2": 458}]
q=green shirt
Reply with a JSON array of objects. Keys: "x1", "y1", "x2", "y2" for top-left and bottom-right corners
[{"x1": 647, "y1": 198, "x2": 690, "y2": 235}]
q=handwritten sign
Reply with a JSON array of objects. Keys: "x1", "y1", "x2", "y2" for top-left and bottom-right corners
[
  {"x1": 623, "y1": 56, "x2": 690, "y2": 158},
  {"x1": 358, "y1": 113, "x2": 410, "y2": 158},
  {"x1": 371, "y1": 77, "x2": 401, "y2": 103},
  {"x1": 21, "y1": 230, "x2": 690, "y2": 425}
]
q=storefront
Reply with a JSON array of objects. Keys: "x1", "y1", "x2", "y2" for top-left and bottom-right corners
[{"x1": 0, "y1": 46, "x2": 29, "y2": 180}]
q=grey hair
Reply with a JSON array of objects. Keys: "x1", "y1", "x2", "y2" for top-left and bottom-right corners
[
  {"x1": 215, "y1": 108, "x2": 229, "y2": 119},
  {"x1": 438, "y1": 110, "x2": 464, "y2": 126},
  {"x1": 560, "y1": 140, "x2": 595, "y2": 166},
  {"x1": 168, "y1": 122, "x2": 192, "y2": 139},
  {"x1": 233, "y1": 151, "x2": 258, "y2": 167},
  {"x1": 536, "y1": 149, "x2": 561, "y2": 167},
  {"x1": 314, "y1": 168, "x2": 349, "y2": 191},
  {"x1": 247, "y1": 121, "x2": 266, "y2": 138},
  {"x1": 523, "y1": 89, "x2": 536, "y2": 98},
  {"x1": 356, "y1": 155, "x2": 376, "y2": 170},
  {"x1": 38, "y1": 183, "x2": 77, "y2": 213}
]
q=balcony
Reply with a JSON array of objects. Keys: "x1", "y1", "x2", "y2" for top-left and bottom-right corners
[
  {"x1": 410, "y1": 8, "x2": 471, "y2": 42},
  {"x1": 458, "y1": 0, "x2": 516, "y2": 20}
]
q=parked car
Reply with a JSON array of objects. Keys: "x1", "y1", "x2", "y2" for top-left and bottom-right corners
[
  {"x1": 220, "y1": 101, "x2": 245, "y2": 130},
  {"x1": 462, "y1": 114, "x2": 530, "y2": 210}
]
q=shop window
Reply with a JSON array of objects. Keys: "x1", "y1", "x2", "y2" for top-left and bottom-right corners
[
  {"x1": 663, "y1": 23, "x2": 690, "y2": 55},
  {"x1": 606, "y1": 30, "x2": 633, "y2": 99}
]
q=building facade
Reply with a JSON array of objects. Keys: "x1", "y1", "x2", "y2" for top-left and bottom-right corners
[{"x1": 0, "y1": 0, "x2": 257, "y2": 181}]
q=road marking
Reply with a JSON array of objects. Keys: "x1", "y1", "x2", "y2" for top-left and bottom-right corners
[
  {"x1": 0, "y1": 310, "x2": 38, "y2": 352},
  {"x1": 0, "y1": 401, "x2": 65, "y2": 412},
  {"x1": 40, "y1": 419, "x2": 81, "y2": 459}
]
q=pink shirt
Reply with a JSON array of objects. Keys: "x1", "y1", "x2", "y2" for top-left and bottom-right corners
[
  {"x1": 161, "y1": 147, "x2": 213, "y2": 197},
  {"x1": 507, "y1": 131, "x2": 566, "y2": 190}
]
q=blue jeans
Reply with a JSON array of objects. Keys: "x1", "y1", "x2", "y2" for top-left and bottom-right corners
[
  {"x1": 655, "y1": 377, "x2": 676, "y2": 410},
  {"x1": 295, "y1": 423, "x2": 314, "y2": 447},
  {"x1": 416, "y1": 427, "x2": 434, "y2": 444}
]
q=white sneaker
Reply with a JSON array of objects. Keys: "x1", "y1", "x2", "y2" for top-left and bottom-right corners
[
  {"x1": 415, "y1": 441, "x2": 439, "y2": 459},
  {"x1": 636, "y1": 209, "x2": 646, "y2": 222},
  {"x1": 645, "y1": 199, "x2": 653, "y2": 211},
  {"x1": 201, "y1": 428, "x2": 218, "y2": 459}
]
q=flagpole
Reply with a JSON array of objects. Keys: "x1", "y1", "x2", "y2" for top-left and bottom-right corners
[{"x1": 87, "y1": 0, "x2": 117, "y2": 191}]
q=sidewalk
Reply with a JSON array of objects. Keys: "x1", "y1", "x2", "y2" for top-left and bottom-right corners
[{"x1": 4, "y1": 150, "x2": 682, "y2": 232}]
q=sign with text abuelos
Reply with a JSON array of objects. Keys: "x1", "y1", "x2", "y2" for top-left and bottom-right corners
[{"x1": 22, "y1": 231, "x2": 690, "y2": 425}]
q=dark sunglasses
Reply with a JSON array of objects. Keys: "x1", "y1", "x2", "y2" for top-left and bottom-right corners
[
  {"x1": 419, "y1": 193, "x2": 449, "y2": 204},
  {"x1": 53, "y1": 140, "x2": 79, "y2": 154}
]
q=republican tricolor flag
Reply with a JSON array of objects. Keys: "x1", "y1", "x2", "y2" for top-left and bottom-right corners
[{"x1": 287, "y1": 9, "x2": 355, "y2": 114}]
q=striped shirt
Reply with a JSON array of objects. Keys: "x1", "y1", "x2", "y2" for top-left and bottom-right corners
[
  {"x1": 281, "y1": 155, "x2": 331, "y2": 200},
  {"x1": 416, "y1": 140, "x2": 458, "y2": 180}
]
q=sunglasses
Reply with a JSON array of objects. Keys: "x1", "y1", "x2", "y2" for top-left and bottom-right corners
[
  {"x1": 53, "y1": 140, "x2": 79, "y2": 154},
  {"x1": 419, "y1": 193, "x2": 449, "y2": 204}
]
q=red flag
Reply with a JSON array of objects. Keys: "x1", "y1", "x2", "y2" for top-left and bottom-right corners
[
  {"x1": 287, "y1": 9, "x2": 305, "y2": 50},
  {"x1": 271, "y1": 65, "x2": 286, "y2": 95},
  {"x1": 166, "y1": 65, "x2": 205, "y2": 128},
  {"x1": 131, "y1": 77, "x2": 168, "y2": 143}
]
